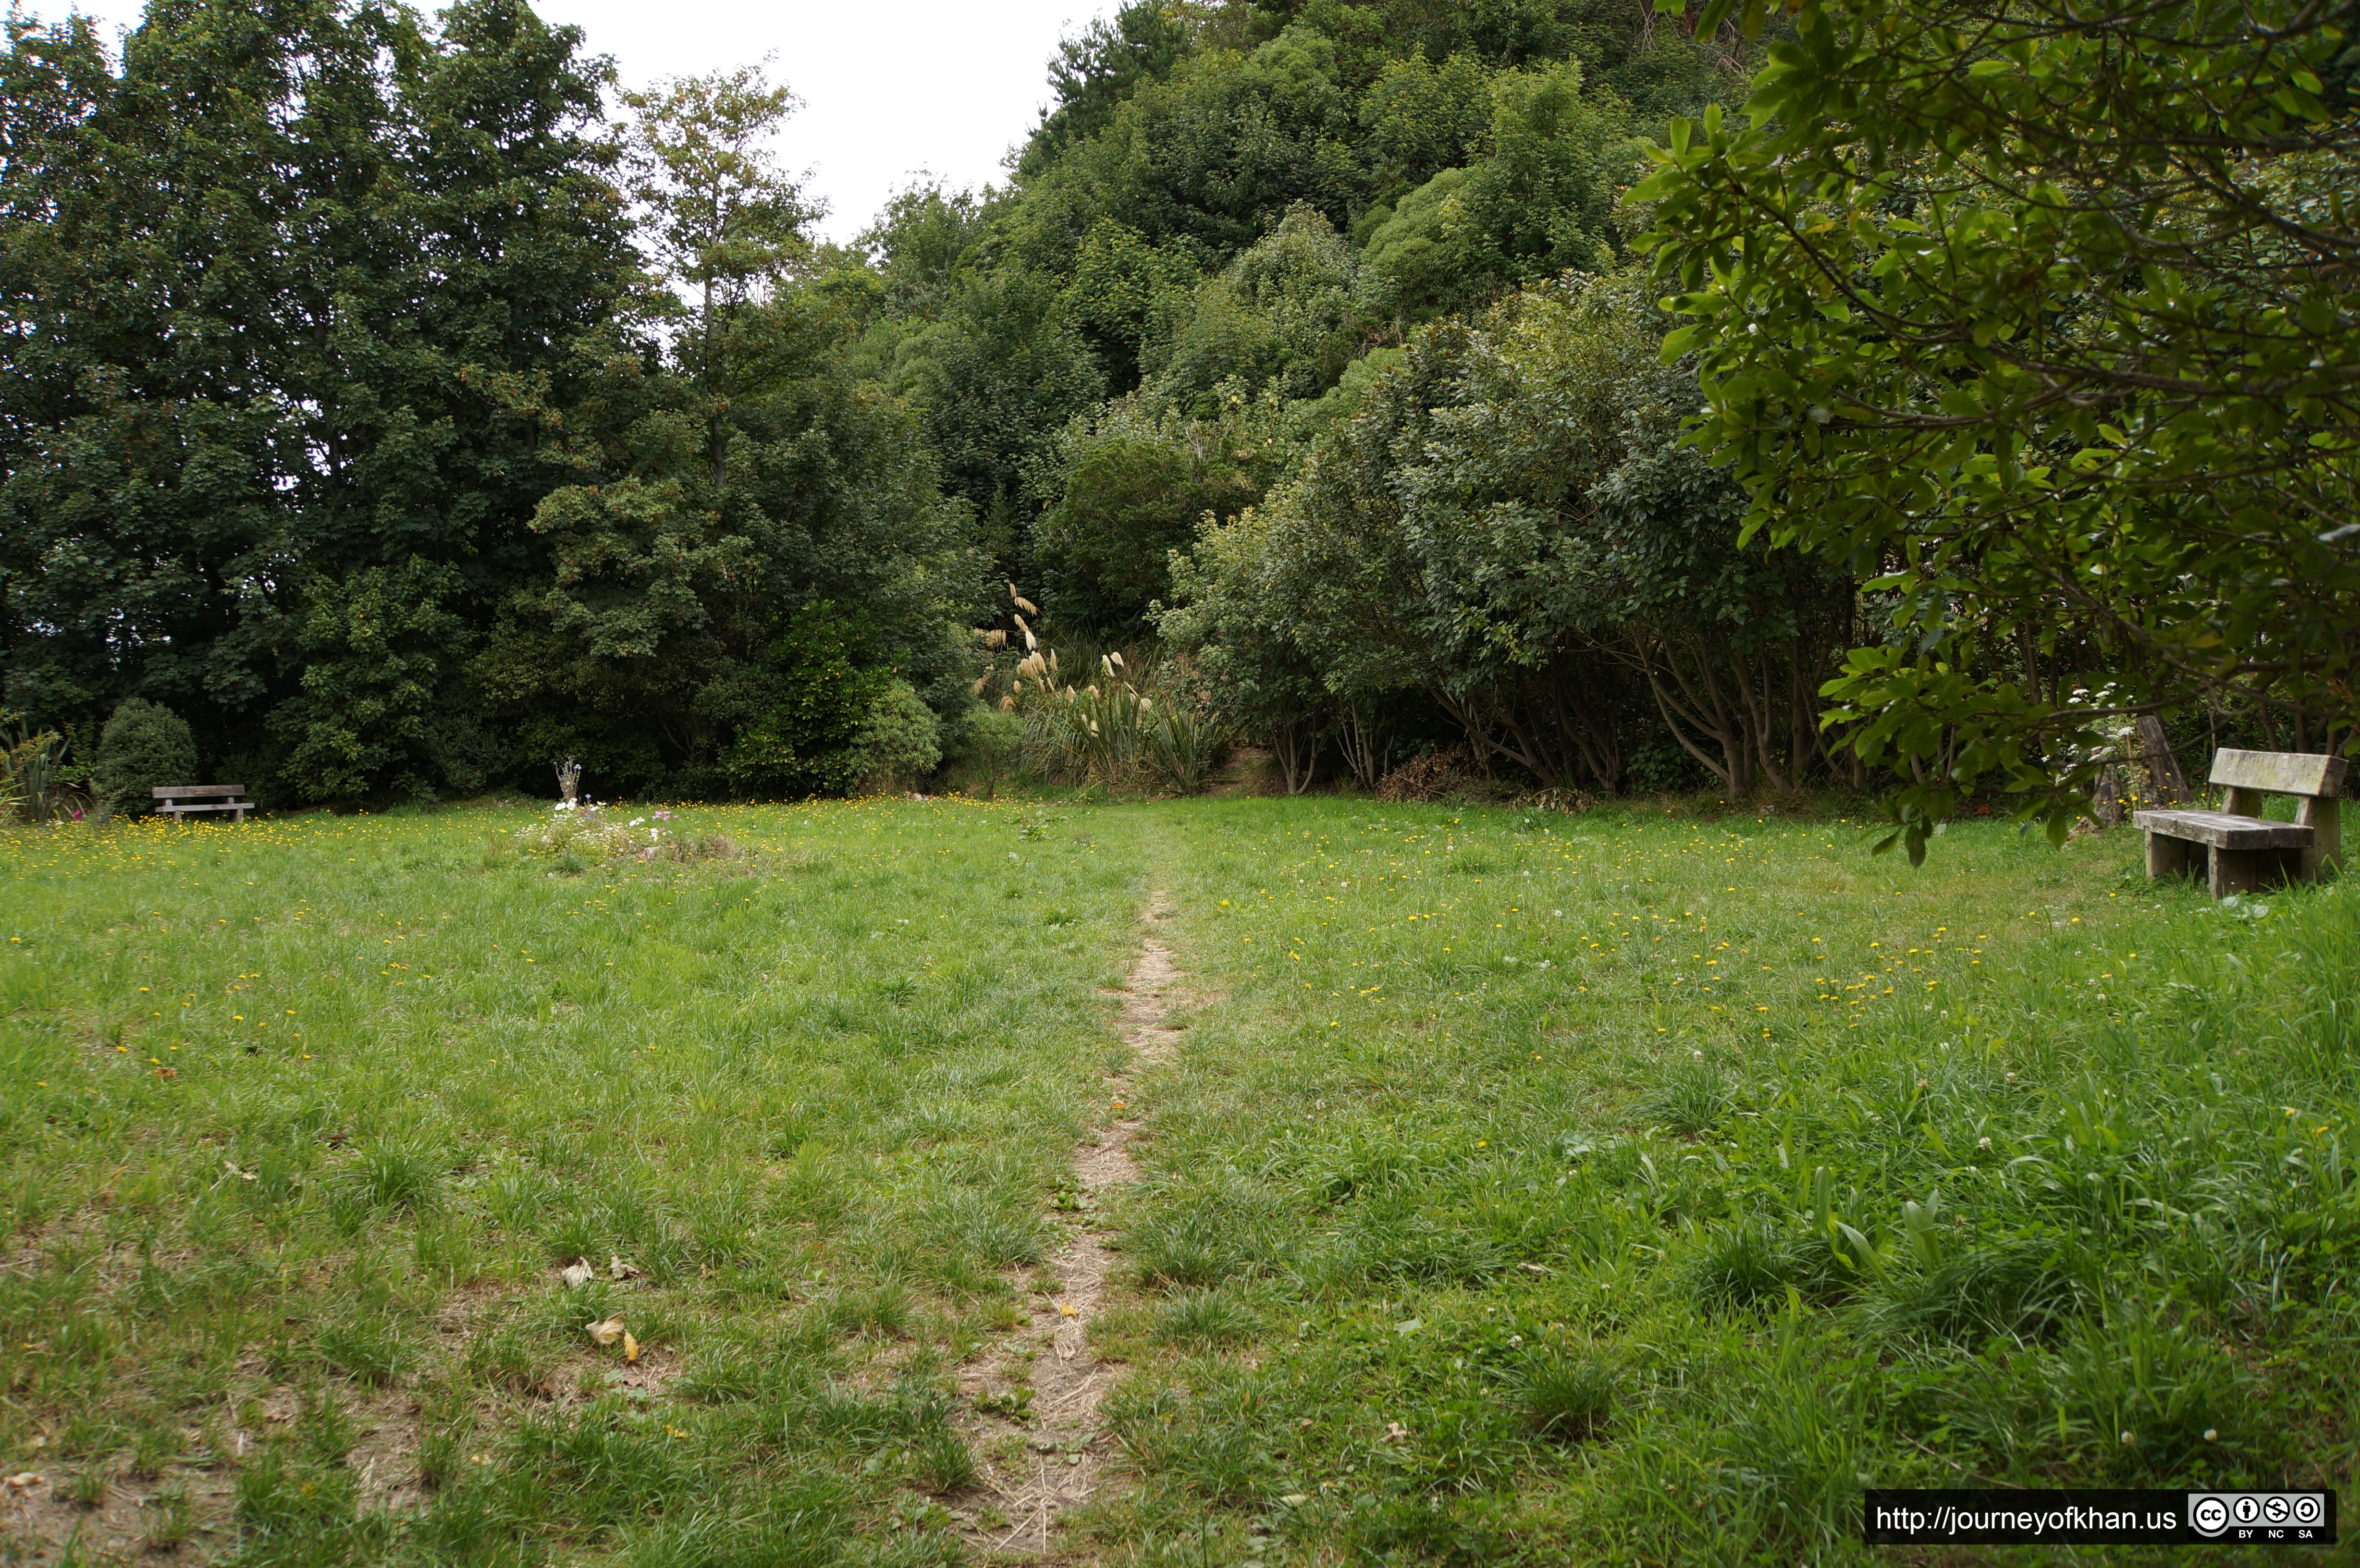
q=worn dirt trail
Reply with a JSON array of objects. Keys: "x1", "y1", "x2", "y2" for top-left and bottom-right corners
[{"x1": 957, "y1": 895, "x2": 1192, "y2": 1557}]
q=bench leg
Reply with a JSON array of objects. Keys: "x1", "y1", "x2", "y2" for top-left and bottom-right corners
[
  {"x1": 2144, "y1": 832, "x2": 2193, "y2": 881},
  {"x1": 2210, "y1": 849, "x2": 2255, "y2": 898},
  {"x1": 2296, "y1": 794, "x2": 2340, "y2": 882},
  {"x1": 2209, "y1": 847, "x2": 2300, "y2": 898}
]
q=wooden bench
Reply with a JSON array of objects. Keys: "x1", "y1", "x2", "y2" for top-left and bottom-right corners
[
  {"x1": 2133, "y1": 749, "x2": 2345, "y2": 897},
  {"x1": 153, "y1": 784, "x2": 252, "y2": 822}
]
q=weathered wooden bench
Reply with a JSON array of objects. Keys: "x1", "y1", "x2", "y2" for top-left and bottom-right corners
[
  {"x1": 2133, "y1": 749, "x2": 2345, "y2": 897},
  {"x1": 153, "y1": 784, "x2": 252, "y2": 822}
]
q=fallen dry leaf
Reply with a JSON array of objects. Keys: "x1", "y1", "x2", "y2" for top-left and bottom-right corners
[
  {"x1": 585, "y1": 1316, "x2": 625, "y2": 1347},
  {"x1": 607, "y1": 1254, "x2": 642, "y2": 1281},
  {"x1": 623, "y1": 1331, "x2": 640, "y2": 1364},
  {"x1": 561, "y1": 1258, "x2": 595, "y2": 1289},
  {"x1": 1057, "y1": 1302, "x2": 1078, "y2": 1318},
  {"x1": 1382, "y1": 1421, "x2": 1412, "y2": 1443},
  {"x1": 4, "y1": 1472, "x2": 39, "y2": 1490}
]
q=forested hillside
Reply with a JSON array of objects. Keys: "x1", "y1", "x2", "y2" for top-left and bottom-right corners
[
  {"x1": 6, "y1": 0, "x2": 2351, "y2": 816},
  {"x1": 0, "y1": 0, "x2": 1772, "y2": 806}
]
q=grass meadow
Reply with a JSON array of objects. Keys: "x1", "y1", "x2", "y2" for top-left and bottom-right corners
[{"x1": 0, "y1": 794, "x2": 2353, "y2": 1565}]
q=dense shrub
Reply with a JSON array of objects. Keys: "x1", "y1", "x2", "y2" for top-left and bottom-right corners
[
  {"x1": 92, "y1": 699, "x2": 197, "y2": 813},
  {"x1": 845, "y1": 679, "x2": 943, "y2": 791}
]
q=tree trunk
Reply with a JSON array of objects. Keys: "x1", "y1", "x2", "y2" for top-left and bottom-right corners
[
  {"x1": 1269, "y1": 716, "x2": 1321, "y2": 796},
  {"x1": 2134, "y1": 715, "x2": 2188, "y2": 806},
  {"x1": 1336, "y1": 703, "x2": 1390, "y2": 790}
]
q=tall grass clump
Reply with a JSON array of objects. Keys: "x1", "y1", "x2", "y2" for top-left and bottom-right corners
[{"x1": 975, "y1": 583, "x2": 1231, "y2": 794}]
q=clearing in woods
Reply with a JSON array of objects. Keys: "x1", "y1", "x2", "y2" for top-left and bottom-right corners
[{"x1": 0, "y1": 793, "x2": 2351, "y2": 1565}]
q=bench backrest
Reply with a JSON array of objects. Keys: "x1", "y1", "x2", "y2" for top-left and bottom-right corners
[
  {"x1": 153, "y1": 784, "x2": 247, "y2": 798},
  {"x1": 2207, "y1": 750, "x2": 2345, "y2": 798}
]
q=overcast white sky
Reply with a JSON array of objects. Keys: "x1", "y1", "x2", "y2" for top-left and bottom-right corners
[{"x1": 21, "y1": 0, "x2": 1117, "y2": 242}]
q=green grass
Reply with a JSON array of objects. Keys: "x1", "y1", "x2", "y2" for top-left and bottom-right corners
[
  {"x1": 0, "y1": 797, "x2": 1150, "y2": 1564},
  {"x1": 2, "y1": 793, "x2": 2354, "y2": 1565},
  {"x1": 1084, "y1": 797, "x2": 2359, "y2": 1565}
]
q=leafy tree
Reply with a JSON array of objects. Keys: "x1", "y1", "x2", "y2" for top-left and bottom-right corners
[
  {"x1": 1453, "y1": 61, "x2": 1632, "y2": 284},
  {"x1": 1146, "y1": 204, "x2": 1362, "y2": 403},
  {"x1": 1157, "y1": 502, "x2": 1335, "y2": 792},
  {"x1": 1171, "y1": 275, "x2": 1847, "y2": 793},
  {"x1": 523, "y1": 478, "x2": 756, "y2": 661},
  {"x1": 856, "y1": 183, "x2": 991, "y2": 323},
  {"x1": 275, "y1": 558, "x2": 467, "y2": 801},
  {"x1": 1641, "y1": 0, "x2": 2360, "y2": 853},
  {"x1": 1032, "y1": 385, "x2": 1294, "y2": 631},
  {"x1": 720, "y1": 604, "x2": 883, "y2": 796},
  {"x1": 902, "y1": 267, "x2": 1106, "y2": 567},
  {"x1": 1019, "y1": 24, "x2": 1364, "y2": 262},
  {"x1": 1061, "y1": 218, "x2": 1205, "y2": 392},
  {"x1": 1274, "y1": 0, "x2": 1762, "y2": 117},
  {"x1": 1356, "y1": 61, "x2": 1635, "y2": 330},
  {"x1": 0, "y1": 0, "x2": 367, "y2": 742},
  {"x1": 0, "y1": 0, "x2": 637, "y2": 790},
  {"x1": 1358, "y1": 48, "x2": 1494, "y2": 194},
  {"x1": 475, "y1": 304, "x2": 983, "y2": 796},
  {"x1": 1354, "y1": 167, "x2": 1474, "y2": 326},
  {"x1": 1022, "y1": 0, "x2": 1192, "y2": 175},
  {"x1": 844, "y1": 679, "x2": 944, "y2": 789},
  {"x1": 447, "y1": 63, "x2": 986, "y2": 800},
  {"x1": 300, "y1": 0, "x2": 636, "y2": 585}
]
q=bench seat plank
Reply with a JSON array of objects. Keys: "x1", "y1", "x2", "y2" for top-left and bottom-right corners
[
  {"x1": 2132, "y1": 809, "x2": 2312, "y2": 849},
  {"x1": 160, "y1": 802, "x2": 248, "y2": 813}
]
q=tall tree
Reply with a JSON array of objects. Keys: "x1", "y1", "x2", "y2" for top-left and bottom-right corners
[
  {"x1": 622, "y1": 63, "x2": 814, "y2": 490},
  {"x1": 0, "y1": 0, "x2": 637, "y2": 798},
  {"x1": 470, "y1": 64, "x2": 984, "y2": 797}
]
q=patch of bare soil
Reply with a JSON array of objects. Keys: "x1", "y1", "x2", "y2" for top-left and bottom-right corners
[
  {"x1": 0, "y1": 1379, "x2": 420, "y2": 1564},
  {"x1": 0, "y1": 1279, "x2": 580, "y2": 1563},
  {"x1": 2, "y1": 1449, "x2": 231, "y2": 1563},
  {"x1": 1205, "y1": 746, "x2": 1275, "y2": 797},
  {"x1": 952, "y1": 896, "x2": 1194, "y2": 1559}
]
